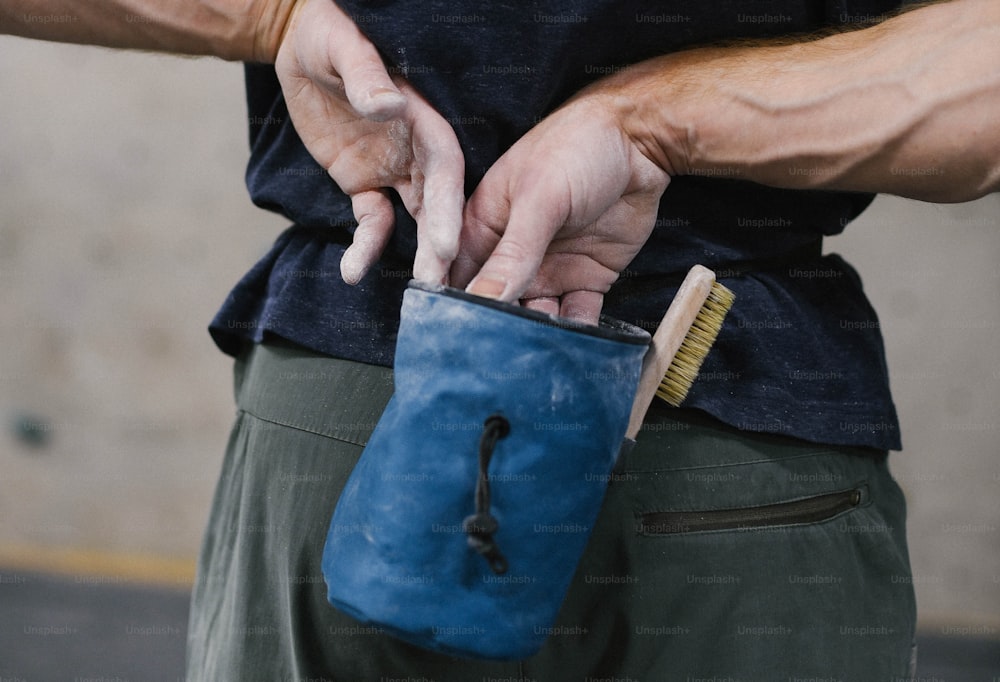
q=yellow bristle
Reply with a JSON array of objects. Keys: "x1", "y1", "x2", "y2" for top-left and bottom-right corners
[{"x1": 656, "y1": 281, "x2": 736, "y2": 407}]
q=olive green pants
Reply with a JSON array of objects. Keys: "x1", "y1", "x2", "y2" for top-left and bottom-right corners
[{"x1": 186, "y1": 342, "x2": 917, "y2": 681}]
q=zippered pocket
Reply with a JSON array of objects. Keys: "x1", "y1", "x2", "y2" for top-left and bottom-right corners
[{"x1": 638, "y1": 485, "x2": 866, "y2": 535}]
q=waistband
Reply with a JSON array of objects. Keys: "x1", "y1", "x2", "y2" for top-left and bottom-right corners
[{"x1": 234, "y1": 340, "x2": 882, "y2": 468}]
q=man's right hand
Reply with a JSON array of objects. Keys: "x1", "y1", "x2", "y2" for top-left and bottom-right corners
[{"x1": 274, "y1": 0, "x2": 465, "y2": 285}]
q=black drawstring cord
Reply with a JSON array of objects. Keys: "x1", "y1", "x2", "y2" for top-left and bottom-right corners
[{"x1": 463, "y1": 414, "x2": 510, "y2": 575}]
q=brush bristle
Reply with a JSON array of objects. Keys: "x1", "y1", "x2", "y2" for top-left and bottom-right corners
[{"x1": 656, "y1": 281, "x2": 735, "y2": 407}]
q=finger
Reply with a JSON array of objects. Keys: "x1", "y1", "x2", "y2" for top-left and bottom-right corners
[
  {"x1": 326, "y1": 7, "x2": 405, "y2": 120},
  {"x1": 341, "y1": 190, "x2": 395, "y2": 285},
  {"x1": 409, "y1": 107, "x2": 466, "y2": 284},
  {"x1": 558, "y1": 289, "x2": 604, "y2": 326},
  {"x1": 293, "y1": 0, "x2": 405, "y2": 121},
  {"x1": 464, "y1": 173, "x2": 570, "y2": 301},
  {"x1": 521, "y1": 296, "x2": 560, "y2": 316},
  {"x1": 412, "y1": 177, "x2": 464, "y2": 285},
  {"x1": 449, "y1": 191, "x2": 507, "y2": 291}
]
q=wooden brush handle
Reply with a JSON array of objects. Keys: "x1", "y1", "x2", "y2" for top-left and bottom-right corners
[{"x1": 625, "y1": 265, "x2": 717, "y2": 440}]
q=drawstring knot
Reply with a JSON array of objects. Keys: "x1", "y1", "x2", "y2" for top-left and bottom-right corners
[{"x1": 463, "y1": 414, "x2": 510, "y2": 575}]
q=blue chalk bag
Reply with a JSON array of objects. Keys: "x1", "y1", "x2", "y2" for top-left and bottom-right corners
[{"x1": 321, "y1": 280, "x2": 650, "y2": 659}]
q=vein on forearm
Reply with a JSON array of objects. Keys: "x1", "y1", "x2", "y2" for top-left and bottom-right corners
[{"x1": 629, "y1": 0, "x2": 1000, "y2": 203}]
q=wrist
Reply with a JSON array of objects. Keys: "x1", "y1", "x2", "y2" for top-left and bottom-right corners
[
  {"x1": 246, "y1": 0, "x2": 300, "y2": 62},
  {"x1": 601, "y1": 55, "x2": 703, "y2": 179}
]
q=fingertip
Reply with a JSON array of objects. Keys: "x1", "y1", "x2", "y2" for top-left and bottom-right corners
[
  {"x1": 411, "y1": 251, "x2": 446, "y2": 287},
  {"x1": 340, "y1": 247, "x2": 368, "y2": 285},
  {"x1": 559, "y1": 290, "x2": 604, "y2": 326},
  {"x1": 361, "y1": 87, "x2": 406, "y2": 121},
  {"x1": 522, "y1": 296, "x2": 560, "y2": 316},
  {"x1": 345, "y1": 191, "x2": 395, "y2": 284},
  {"x1": 466, "y1": 274, "x2": 508, "y2": 300},
  {"x1": 337, "y1": 52, "x2": 406, "y2": 119},
  {"x1": 413, "y1": 193, "x2": 464, "y2": 287}
]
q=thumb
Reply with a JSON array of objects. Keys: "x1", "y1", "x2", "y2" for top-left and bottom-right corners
[{"x1": 326, "y1": 4, "x2": 405, "y2": 120}]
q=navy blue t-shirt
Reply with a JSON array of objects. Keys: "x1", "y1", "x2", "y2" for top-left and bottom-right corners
[{"x1": 211, "y1": 0, "x2": 905, "y2": 450}]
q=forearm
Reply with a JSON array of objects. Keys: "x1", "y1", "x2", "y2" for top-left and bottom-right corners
[
  {"x1": 618, "y1": 0, "x2": 1000, "y2": 203},
  {"x1": 0, "y1": 0, "x2": 296, "y2": 62}
]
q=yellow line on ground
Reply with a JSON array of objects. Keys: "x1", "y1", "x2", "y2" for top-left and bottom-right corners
[
  {"x1": 0, "y1": 544, "x2": 196, "y2": 590},
  {"x1": 917, "y1": 610, "x2": 1000, "y2": 638}
]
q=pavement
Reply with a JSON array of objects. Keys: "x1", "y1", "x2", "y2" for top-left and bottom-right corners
[
  {"x1": 1, "y1": 572, "x2": 187, "y2": 682},
  {"x1": 1, "y1": 571, "x2": 998, "y2": 680}
]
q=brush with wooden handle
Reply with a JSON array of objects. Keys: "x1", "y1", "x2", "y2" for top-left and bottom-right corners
[{"x1": 625, "y1": 265, "x2": 735, "y2": 441}]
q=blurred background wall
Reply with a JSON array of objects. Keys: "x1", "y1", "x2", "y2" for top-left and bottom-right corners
[{"x1": 1, "y1": 38, "x2": 998, "y2": 637}]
